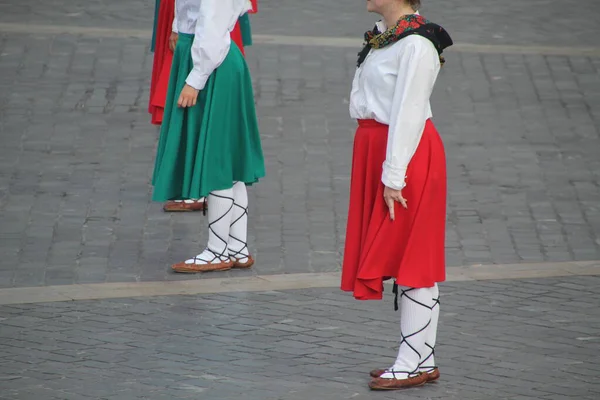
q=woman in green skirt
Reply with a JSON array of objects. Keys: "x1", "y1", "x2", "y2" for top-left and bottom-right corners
[{"x1": 152, "y1": 0, "x2": 265, "y2": 273}]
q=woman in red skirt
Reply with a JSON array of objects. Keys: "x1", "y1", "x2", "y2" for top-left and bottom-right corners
[
  {"x1": 149, "y1": 0, "x2": 175, "y2": 126},
  {"x1": 148, "y1": 0, "x2": 255, "y2": 212},
  {"x1": 341, "y1": 0, "x2": 452, "y2": 391}
]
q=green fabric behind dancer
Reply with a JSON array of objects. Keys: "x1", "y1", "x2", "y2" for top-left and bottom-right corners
[
  {"x1": 239, "y1": 13, "x2": 252, "y2": 46},
  {"x1": 150, "y1": 0, "x2": 161, "y2": 52}
]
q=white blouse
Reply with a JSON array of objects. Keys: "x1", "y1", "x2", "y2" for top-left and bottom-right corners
[
  {"x1": 172, "y1": 0, "x2": 252, "y2": 90},
  {"x1": 349, "y1": 20, "x2": 441, "y2": 191}
]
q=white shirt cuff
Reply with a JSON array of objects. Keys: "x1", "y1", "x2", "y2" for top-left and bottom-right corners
[
  {"x1": 185, "y1": 69, "x2": 209, "y2": 91},
  {"x1": 381, "y1": 162, "x2": 407, "y2": 190}
]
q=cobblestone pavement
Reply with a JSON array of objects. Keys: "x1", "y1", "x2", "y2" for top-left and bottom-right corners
[
  {"x1": 1, "y1": 0, "x2": 600, "y2": 47},
  {"x1": 2, "y1": 4, "x2": 600, "y2": 399},
  {"x1": 0, "y1": 276, "x2": 599, "y2": 400},
  {"x1": 0, "y1": 0, "x2": 600, "y2": 288}
]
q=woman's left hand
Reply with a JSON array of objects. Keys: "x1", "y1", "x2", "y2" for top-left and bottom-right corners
[
  {"x1": 177, "y1": 84, "x2": 199, "y2": 108},
  {"x1": 383, "y1": 186, "x2": 407, "y2": 221},
  {"x1": 169, "y1": 32, "x2": 179, "y2": 52}
]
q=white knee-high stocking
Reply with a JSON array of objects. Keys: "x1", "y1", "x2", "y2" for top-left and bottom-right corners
[
  {"x1": 184, "y1": 188, "x2": 233, "y2": 265},
  {"x1": 228, "y1": 182, "x2": 250, "y2": 262},
  {"x1": 381, "y1": 286, "x2": 434, "y2": 380},
  {"x1": 419, "y1": 283, "x2": 439, "y2": 373}
]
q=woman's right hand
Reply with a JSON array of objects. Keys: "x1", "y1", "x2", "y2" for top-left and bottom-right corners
[
  {"x1": 169, "y1": 32, "x2": 179, "y2": 52},
  {"x1": 383, "y1": 185, "x2": 408, "y2": 221}
]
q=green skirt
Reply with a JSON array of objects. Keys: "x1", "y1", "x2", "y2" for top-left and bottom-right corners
[
  {"x1": 239, "y1": 14, "x2": 253, "y2": 47},
  {"x1": 152, "y1": 33, "x2": 265, "y2": 201},
  {"x1": 150, "y1": 0, "x2": 160, "y2": 52}
]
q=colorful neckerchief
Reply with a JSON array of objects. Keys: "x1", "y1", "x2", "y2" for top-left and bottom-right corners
[{"x1": 357, "y1": 14, "x2": 453, "y2": 67}]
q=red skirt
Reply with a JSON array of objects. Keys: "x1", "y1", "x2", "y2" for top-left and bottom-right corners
[
  {"x1": 149, "y1": 0, "x2": 175, "y2": 125},
  {"x1": 341, "y1": 119, "x2": 447, "y2": 300}
]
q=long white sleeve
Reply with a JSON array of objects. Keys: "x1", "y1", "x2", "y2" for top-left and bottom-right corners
[
  {"x1": 185, "y1": 0, "x2": 251, "y2": 91},
  {"x1": 172, "y1": 0, "x2": 178, "y2": 33},
  {"x1": 382, "y1": 38, "x2": 439, "y2": 190}
]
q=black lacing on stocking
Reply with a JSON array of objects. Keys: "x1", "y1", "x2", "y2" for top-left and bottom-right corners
[
  {"x1": 394, "y1": 284, "x2": 433, "y2": 374},
  {"x1": 418, "y1": 295, "x2": 440, "y2": 372},
  {"x1": 417, "y1": 343, "x2": 436, "y2": 372},
  {"x1": 394, "y1": 283, "x2": 435, "y2": 311},
  {"x1": 208, "y1": 191, "x2": 234, "y2": 259},
  {"x1": 191, "y1": 248, "x2": 226, "y2": 264},
  {"x1": 228, "y1": 197, "x2": 249, "y2": 260},
  {"x1": 381, "y1": 369, "x2": 418, "y2": 379}
]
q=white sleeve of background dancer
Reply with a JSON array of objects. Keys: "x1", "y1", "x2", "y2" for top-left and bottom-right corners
[
  {"x1": 186, "y1": 0, "x2": 250, "y2": 91},
  {"x1": 172, "y1": 1, "x2": 178, "y2": 33},
  {"x1": 382, "y1": 39, "x2": 438, "y2": 191}
]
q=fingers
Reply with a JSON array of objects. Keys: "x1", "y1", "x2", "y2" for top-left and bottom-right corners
[
  {"x1": 384, "y1": 193, "x2": 408, "y2": 221},
  {"x1": 398, "y1": 195, "x2": 408, "y2": 209},
  {"x1": 178, "y1": 94, "x2": 190, "y2": 108},
  {"x1": 386, "y1": 197, "x2": 395, "y2": 221},
  {"x1": 177, "y1": 94, "x2": 195, "y2": 108},
  {"x1": 169, "y1": 34, "x2": 178, "y2": 52}
]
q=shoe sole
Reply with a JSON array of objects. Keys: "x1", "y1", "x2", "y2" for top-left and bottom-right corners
[
  {"x1": 231, "y1": 257, "x2": 255, "y2": 269},
  {"x1": 172, "y1": 265, "x2": 233, "y2": 273},
  {"x1": 369, "y1": 381, "x2": 427, "y2": 391},
  {"x1": 163, "y1": 207, "x2": 206, "y2": 212},
  {"x1": 232, "y1": 261, "x2": 254, "y2": 269},
  {"x1": 370, "y1": 370, "x2": 439, "y2": 383}
]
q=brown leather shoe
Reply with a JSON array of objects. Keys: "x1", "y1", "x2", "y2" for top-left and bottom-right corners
[
  {"x1": 425, "y1": 368, "x2": 440, "y2": 382},
  {"x1": 370, "y1": 368, "x2": 440, "y2": 382},
  {"x1": 369, "y1": 372, "x2": 428, "y2": 390},
  {"x1": 230, "y1": 255, "x2": 254, "y2": 269},
  {"x1": 171, "y1": 259, "x2": 233, "y2": 273},
  {"x1": 163, "y1": 200, "x2": 206, "y2": 212},
  {"x1": 370, "y1": 369, "x2": 385, "y2": 378}
]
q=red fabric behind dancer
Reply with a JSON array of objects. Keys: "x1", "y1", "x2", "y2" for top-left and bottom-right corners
[
  {"x1": 149, "y1": 0, "x2": 175, "y2": 125},
  {"x1": 249, "y1": 0, "x2": 258, "y2": 13},
  {"x1": 231, "y1": 0, "x2": 257, "y2": 53},
  {"x1": 231, "y1": 22, "x2": 245, "y2": 56}
]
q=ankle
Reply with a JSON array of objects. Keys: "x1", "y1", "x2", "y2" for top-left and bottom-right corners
[{"x1": 228, "y1": 247, "x2": 249, "y2": 259}]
